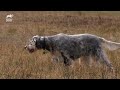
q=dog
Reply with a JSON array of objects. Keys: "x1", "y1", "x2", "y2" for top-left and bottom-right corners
[{"x1": 24, "y1": 33, "x2": 120, "y2": 70}]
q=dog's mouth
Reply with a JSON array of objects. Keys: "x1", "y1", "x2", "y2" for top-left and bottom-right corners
[
  {"x1": 28, "y1": 49, "x2": 35, "y2": 53},
  {"x1": 24, "y1": 46, "x2": 36, "y2": 53}
]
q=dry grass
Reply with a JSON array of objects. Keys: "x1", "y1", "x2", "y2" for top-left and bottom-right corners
[{"x1": 0, "y1": 11, "x2": 120, "y2": 79}]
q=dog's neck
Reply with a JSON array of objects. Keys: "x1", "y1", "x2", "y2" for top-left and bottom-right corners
[
  {"x1": 35, "y1": 36, "x2": 54, "y2": 53},
  {"x1": 42, "y1": 36, "x2": 46, "y2": 50},
  {"x1": 44, "y1": 37, "x2": 54, "y2": 52}
]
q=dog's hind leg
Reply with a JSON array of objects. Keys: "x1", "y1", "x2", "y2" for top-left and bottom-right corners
[{"x1": 96, "y1": 49, "x2": 114, "y2": 71}]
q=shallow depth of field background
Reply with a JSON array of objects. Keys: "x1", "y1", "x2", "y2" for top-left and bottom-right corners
[{"x1": 0, "y1": 11, "x2": 120, "y2": 79}]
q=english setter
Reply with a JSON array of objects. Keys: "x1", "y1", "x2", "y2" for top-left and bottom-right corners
[{"x1": 24, "y1": 33, "x2": 120, "y2": 70}]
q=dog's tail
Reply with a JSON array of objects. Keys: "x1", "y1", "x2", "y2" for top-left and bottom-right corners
[{"x1": 99, "y1": 37, "x2": 120, "y2": 51}]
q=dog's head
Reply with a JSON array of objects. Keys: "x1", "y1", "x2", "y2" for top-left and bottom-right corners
[{"x1": 24, "y1": 35, "x2": 45, "y2": 53}]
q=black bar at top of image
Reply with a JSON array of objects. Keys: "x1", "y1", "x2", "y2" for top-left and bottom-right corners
[{"x1": 0, "y1": 0, "x2": 120, "y2": 11}]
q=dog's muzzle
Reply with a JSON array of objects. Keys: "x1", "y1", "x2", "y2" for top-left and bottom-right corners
[{"x1": 24, "y1": 45, "x2": 35, "y2": 53}]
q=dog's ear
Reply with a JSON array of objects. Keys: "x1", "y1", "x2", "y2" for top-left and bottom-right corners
[
  {"x1": 40, "y1": 36, "x2": 44, "y2": 41},
  {"x1": 35, "y1": 36, "x2": 44, "y2": 49},
  {"x1": 33, "y1": 35, "x2": 39, "y2": 42}
]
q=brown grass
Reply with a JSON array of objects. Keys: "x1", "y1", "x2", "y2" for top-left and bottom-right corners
[{"x1": 0, "y1": 11, "x2": 120, "y2": 79}]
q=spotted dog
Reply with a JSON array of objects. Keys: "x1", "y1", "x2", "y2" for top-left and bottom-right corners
[{"x1": 24, "y1": 33, "x2": 120, "y2": 70}]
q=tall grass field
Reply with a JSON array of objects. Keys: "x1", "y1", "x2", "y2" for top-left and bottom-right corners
[{"x1": 0, "y1": 11, "x2": 120, "y2": 79}]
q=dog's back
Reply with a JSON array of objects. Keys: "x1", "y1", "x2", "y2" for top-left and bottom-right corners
[{"x1": 48, "y1": 33, "x2": 102, "y2": 60}]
